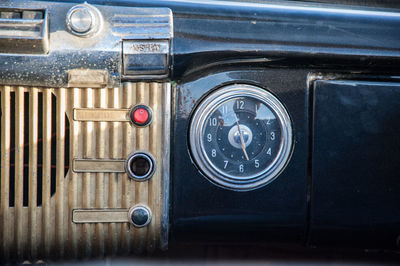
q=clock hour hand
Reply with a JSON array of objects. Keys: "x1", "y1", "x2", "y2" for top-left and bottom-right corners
[{"x1": 235, "y1": 115, "x2": 249, "y2": 161}]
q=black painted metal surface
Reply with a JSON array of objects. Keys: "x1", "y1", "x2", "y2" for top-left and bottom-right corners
[
  {"x1": 311, "y1": 80, "x2": 400, "y2": 249},
  {"x1": 172, "y1": 69, "x2": 309, "y2": 244},
  {"x1": 67, "y1": 0, "x2": 400, "y2": 77}
]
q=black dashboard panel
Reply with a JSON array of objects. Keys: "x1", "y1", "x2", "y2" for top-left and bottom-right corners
[
  {"x1": 311, "y1": 80, "x2": 400, "y2": 249},
  {"x1": 81, "y1": 0, "x2": 400, "y2": 75},
  {"x1": 172, "y1": 69, "x2": 309, "y2": 244}
]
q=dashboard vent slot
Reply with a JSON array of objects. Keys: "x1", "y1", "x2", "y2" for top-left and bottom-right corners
[{"x1": 0, "y1": 8, "x2": 49, "y2": 54}]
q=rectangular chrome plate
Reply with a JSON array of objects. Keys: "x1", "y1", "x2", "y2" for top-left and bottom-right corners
[
  {"x1": 73, "y1": 108, "x2": 130, "y2": 122},
  {"x1": 72, "y1": 209, "x2": 129, "y2": 223},
  {"x1": 72, "y1": 158, "x2": 126, "y2": 173}
]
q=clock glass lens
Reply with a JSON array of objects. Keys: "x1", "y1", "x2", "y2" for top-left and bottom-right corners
[{"x1": 189, "y1": 84, "x2": 292, "y2": 191}]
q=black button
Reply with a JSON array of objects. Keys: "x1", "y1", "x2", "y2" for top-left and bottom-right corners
[
  {"x1": 130, "y1": 156, "x2": 150, "y2": 176},
  {"x1": 129, "y1": 206, "x2": 151, "y2": 227}
]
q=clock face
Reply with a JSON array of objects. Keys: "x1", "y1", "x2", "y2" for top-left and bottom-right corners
[{"x1": 189, "y1": 84, "x2": 293, "y2": 191}]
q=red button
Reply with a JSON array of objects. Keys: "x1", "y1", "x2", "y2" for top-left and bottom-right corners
[{"x1": 133, "y1": 108, "x2": 149, "y2": 124}]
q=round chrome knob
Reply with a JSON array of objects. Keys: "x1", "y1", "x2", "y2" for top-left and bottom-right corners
[
  {"x1": 228, "y1": 124, "x2": 253, "y2": 149},
  {"x1": 69, "y1": 7, "x2": 92, "y2": 33},
  {"x1": 66, "y1": 4, "x2": 102, "y2": 37}
]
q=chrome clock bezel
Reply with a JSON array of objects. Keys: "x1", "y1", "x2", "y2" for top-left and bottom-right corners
[{"x1": 189, "y1": 84, "x2": 293, "y2": 191}]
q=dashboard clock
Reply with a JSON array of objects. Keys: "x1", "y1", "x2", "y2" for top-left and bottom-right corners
[{"x1": 189, "y1": 84, "x2": 293, "y2": 191}]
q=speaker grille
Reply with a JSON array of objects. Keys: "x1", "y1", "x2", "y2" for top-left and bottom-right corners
[
  {"x1": 1, "y1": 88, "x2": 70, "y2": 208},
  {"x1": 0, "y1": 83, "x2": 170, "y2": 261}
]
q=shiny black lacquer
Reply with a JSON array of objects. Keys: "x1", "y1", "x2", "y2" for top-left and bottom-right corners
[
  {"x1": 84, "y1": 0, "x2": 400, "y2": 77},
  {"x1": 311, "y1": 80, "x2": 400, "y2": 249},
  {"x1": 172, "y1": 69, "x2": 309, "y2": 243}
]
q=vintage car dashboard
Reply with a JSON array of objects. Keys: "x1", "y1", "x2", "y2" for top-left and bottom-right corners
[{"x1": 0, "y1": 0, "x2": 400, "y2": 262}]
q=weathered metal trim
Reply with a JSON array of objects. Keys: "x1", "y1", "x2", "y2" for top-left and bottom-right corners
[
  {"x1": 68, "y1": 69, "x2": 108, "y2": 88},
  {"x1": 0, "y1": 1, "x2": 173, "y2": 88},
  {"x1": 160, "y1": 82, "x2": 171, "y2": 251},
  {"x1": 122, "y1": 40, "x2": 170, "y2": 78},
  {"x1": 72, "y1": 209, "x2": 129, "y2": 223},
  {"x1": 111, "y1": 9, "x2": 173, "y2": 39},
  {"x1": 73, "y1": 108, "x2": 130, "y2": 122},
  {"x1": 72, "y1": 158, "x2": 126, "y2": 173},
  {"x1": 0, "y1": 7, "x2": 49, "y2": 54}
]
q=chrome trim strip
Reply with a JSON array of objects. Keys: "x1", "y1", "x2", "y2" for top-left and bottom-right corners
[
  {"x1": 73, "y1": 108, "x2": 130, "y2": 122},
  {"x1": 160, "y1": 82, "x2": 171, "y2": 251},
  {"x1": 72, "y1": 158, "x2": 126, "y2": 173},
  {"x1": 72, "y1": 209, "x2": 129, "y2": 223}
]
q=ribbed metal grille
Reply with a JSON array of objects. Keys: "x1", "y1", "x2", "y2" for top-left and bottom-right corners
[
  {"x1": 0, "y1": 86, "x2": 69, "y2": 260},
  {"x1": 0, "y1": 83, "x2": 170, "y2": 262},
  {"x1": 1, "y1": 88, "x2": 69, "y2": 208}
]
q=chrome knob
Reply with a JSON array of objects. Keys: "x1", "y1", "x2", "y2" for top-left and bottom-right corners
[
  {"x1": 66, "y1": 4, "x2": 102, "y2": 37},
  {"x1": 69, "y1": 7, "x2": 92, "y2": 33}
]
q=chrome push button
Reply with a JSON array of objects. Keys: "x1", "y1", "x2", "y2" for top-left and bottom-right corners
[{"x1": 125, "y1": 152, "x2": 156, "y2": 181}]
